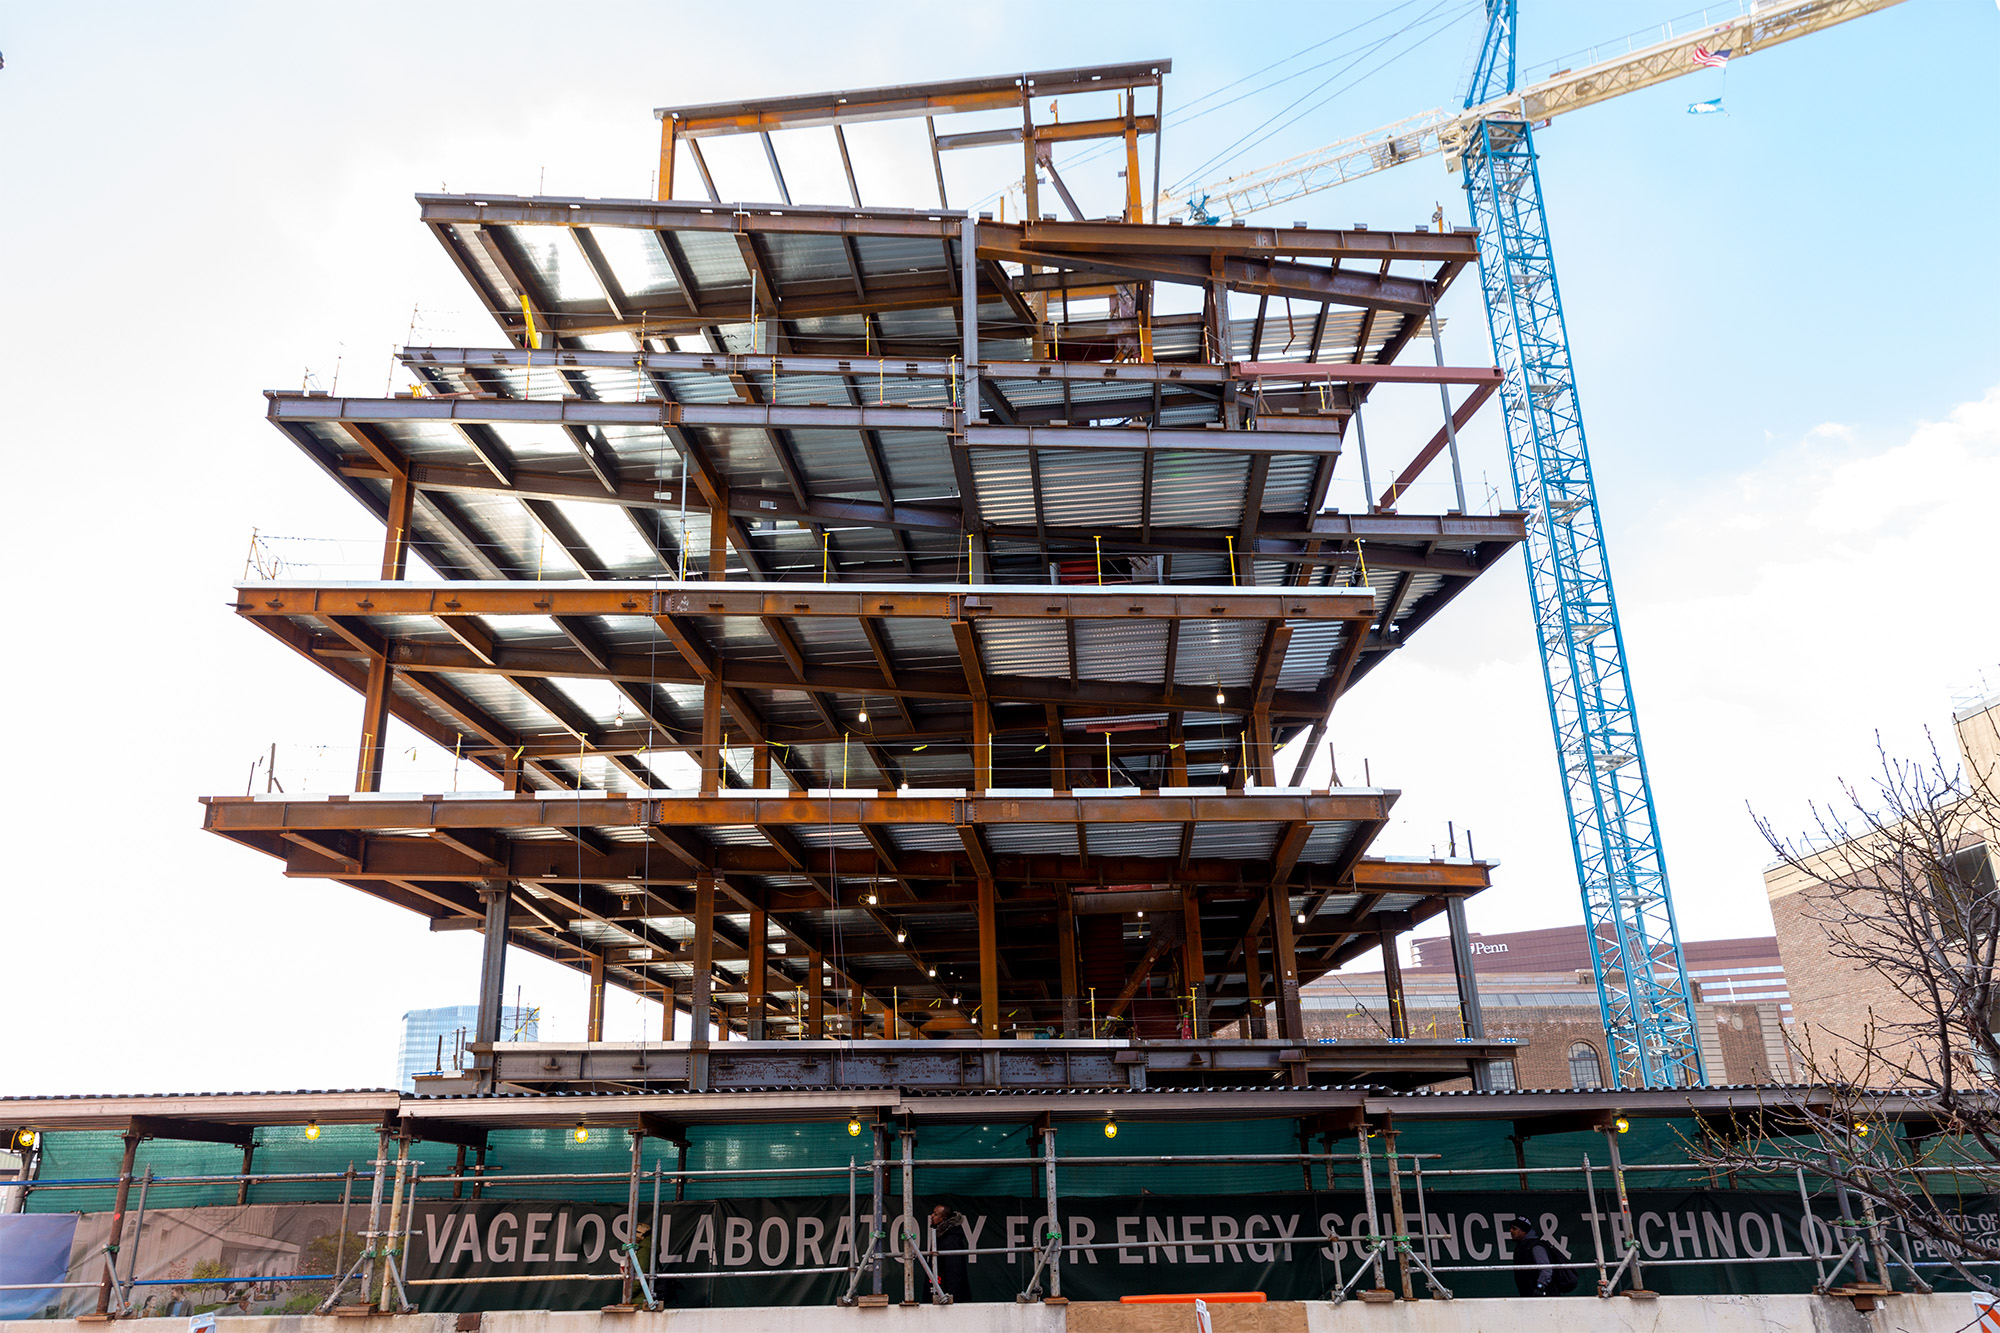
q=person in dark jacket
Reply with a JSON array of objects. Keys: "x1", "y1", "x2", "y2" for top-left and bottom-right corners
[
  {"x1": 1506, "y1": 1215, "x2": 1559, "y2": 1296},
  {"x1": 929, "y1": 1204, "x2": 973, "y2": 1304}
]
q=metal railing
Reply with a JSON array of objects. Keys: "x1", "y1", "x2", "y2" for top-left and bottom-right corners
[{"x1": 15, "y1": 1129, "x2": 2000, "y2": 1314}]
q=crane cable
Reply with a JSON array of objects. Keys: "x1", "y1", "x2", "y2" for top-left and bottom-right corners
[{"x1": 1168, "y1": 0, "x2": 1478, "y2": 197}]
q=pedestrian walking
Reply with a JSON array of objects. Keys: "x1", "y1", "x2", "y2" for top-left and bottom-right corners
[
  {"x1": 929, "y1": 1203, "x2": 973, "y2": 1304},
  {"x1": 1505, "y1": 1213, "x2": 1574, "y2": 1296}
]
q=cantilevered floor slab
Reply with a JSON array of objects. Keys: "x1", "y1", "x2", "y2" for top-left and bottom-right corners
[
  {"x1": 202, "y1": 787, "x2": 1488, "y2": 1046},
  {"x1": 268, "y1": 387, "x2": 1520, "y2": 588},
  {"x1": 233, "y1": 579, "x2": 1437, "y2": 792},
  {"x1": 417, "y1": 196, "x2": 1473, "y2": 357}
]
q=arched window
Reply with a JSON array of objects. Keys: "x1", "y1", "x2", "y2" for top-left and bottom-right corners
[{"x1": 1568, "y1": 1042, "x2": 1604, "y2": 1088}]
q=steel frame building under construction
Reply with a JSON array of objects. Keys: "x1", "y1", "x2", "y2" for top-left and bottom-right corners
[
  {"x1": 3, "y1": 51, "x2": 1989, "y2": 1323},
  {"x1": 209, "y1": 58, "x2": 1529, "y2": 1098}
]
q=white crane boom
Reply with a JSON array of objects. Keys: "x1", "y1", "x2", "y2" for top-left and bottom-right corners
[{"x1": 1161, "y1": 0, "x2": 1906, "y2": 222}]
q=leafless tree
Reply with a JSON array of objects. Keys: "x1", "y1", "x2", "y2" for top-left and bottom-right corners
[{"x1": 1687, "y1": 719, "x2": 2000, "y2": 1289}]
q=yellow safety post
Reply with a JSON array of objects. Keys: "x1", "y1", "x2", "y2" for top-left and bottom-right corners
[{"x1": 518, "y1": 296, "x2": 541, "y2": 350}]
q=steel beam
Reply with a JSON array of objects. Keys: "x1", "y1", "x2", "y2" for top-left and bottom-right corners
[{"x1": 241, "y1": 580, "x2": 1374, "y2": 623}]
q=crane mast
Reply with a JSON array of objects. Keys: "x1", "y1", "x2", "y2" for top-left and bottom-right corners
[
  {"x1": 1154, "y1": 0, "x2": 1909, "y2": 1085},
  {"x1": 1459, "y1": 0, "x2": 1702, "y2": 1088}
]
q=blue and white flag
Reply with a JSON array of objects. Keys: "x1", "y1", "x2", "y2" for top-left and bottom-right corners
[{"x1": 1687, "y1": 98, "x2": 1726, "y2": 115}]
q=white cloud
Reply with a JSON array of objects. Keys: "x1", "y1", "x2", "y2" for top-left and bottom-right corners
[{"x1": 1301, "y1": 385, "x2": 2000, "y2": 956}]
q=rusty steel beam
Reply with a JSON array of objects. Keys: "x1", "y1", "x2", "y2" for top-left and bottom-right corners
[
  {"x1": 254, "y1": 832, "x2": 1488, "y2": 894},
  {"x1": 276, "y1": 625, "x2": 1339, "y2": 718},
  {"x1": 239, "y1": 581, "x2": 1374, "y2": 624},
  {"x1": 271, "y1": 392, "x2": 956, "y2": 434},
  {"x1": 656, "y1": 61, "x2": 1168, "y2": 137},
  {"x1": 206, "y1": 789, "x2": 1398, "y2": 834}
]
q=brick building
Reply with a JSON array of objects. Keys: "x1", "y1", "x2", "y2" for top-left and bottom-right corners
[
  {"x1": 1764, "y1": 672, "x2": 1999, "y2": 1068},
  {"x1": 1294, "y1": 923, "x2": 1796, "y2": 1088}
]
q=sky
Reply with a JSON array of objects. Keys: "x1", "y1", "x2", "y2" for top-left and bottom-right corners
[{"x1": 1, "y1": 0, "x2": 1995, "y2": 1094}]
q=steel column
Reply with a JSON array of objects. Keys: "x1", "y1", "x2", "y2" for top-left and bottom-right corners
[
  {"x1": 808, "y1": 948, "x2": 825, "y2": 1038},
  {"x1": 1057, "y1": 894, "x2": 1079, "y2": 1037},
  {"x1": 746, "y1": 899, "x2": 768, "y2": 1040},
  {"x1": 978, "y1": 876, "x2": 1000, "y2": 1039},
  {"x1": 691, "y1": 873, "x2": 716, "y2": 1085},
  {"x1": 355, "y1": 653, "x2": 393, "y2": 793},
  {"x1": 1446, "y1": 897, "x2": 1491, "y2": 1090},
  {"x1": 381, "y1": 475, "x2": 412, "y2": 580},
  {"x1": 1181, "y1": 886, "x2": 1207, "y2": 1038},
  {"x1": 1378, "y1": 917, "x2": 1408, "y2": 1040},
  {"x1": 1244, "y1": 920, "x2": 1268, "y2": 1039},
  {"x1": 236, "y1": 1142, "x2": 255, "y2": 1207},
  {"x1": 474, "y1": 882, "x2": 509, "y2": 1091},
  {"x1": 1266, "y1": 880, "x2": 1304, "y2": 1046}
]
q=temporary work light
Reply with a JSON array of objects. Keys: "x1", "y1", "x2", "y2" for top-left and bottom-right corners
[
  {"x1": 1104, "y1": 1118, "x2": 1118, "y2": 1140},
  {"x1": 1612, "y1": 1117, "x2": 1630, "y2": 1134},
  {"x1": 848, "y1": 1118, "x2": 864, "y2": 1138},
  {"x1": 573, "y1": 1124, "x2": 590, "y2": 1143},
  {"x1": 303, "y1": 1122, "x2": 321, "y2": 1141}
]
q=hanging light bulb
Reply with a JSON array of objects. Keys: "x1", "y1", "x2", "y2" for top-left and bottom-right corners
[
  {"x1": 1296, "y1": 912, "x2": 1307, "y2": 925},
  {"x1": 1136, "y1": 910, "x2": 1145, "y2": 919},
  {"x1": 867, "y1": 891, "x2": 879, "y2": 905},
  {"x1": 928, "y1": 967, "x2": 937, "y2": 978},
  {"x1": 858, "y1": 710, "x2": 869, "y2": 724},
  {"x1": 1613, "y1": 1117, "x2": 1631, "y2": 1135},
  {"x1": 1104, "y1": 1118, "x2": 1119, "y2": 1140},
  {"x1": 896, "y1": 931, "x2": 907, "y2": 944},
  {"x1": 303, "y1": 1122, "x2": 321, "y2": 1142},
  {"x1": 1215, "y1": 689, "x2": 1225, "y2": 704},
  {"x1": 847, "y1": 1117, "x2": 864, "y2": 1138},
  {"x1": 950, "y1": 995, "x2": 959, "y2": 1006},
  {"x1": 573, "y1": 1123, "x2": 590, "y2": 1143}
]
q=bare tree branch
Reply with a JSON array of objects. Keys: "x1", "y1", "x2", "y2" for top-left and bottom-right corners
[{"x1": 1694, "y1": 727, "x2": 2000, "y2": 1289}]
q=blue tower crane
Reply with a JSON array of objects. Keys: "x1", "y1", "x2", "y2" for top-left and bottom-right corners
[
  {"x1": 1457, "y1": 0, "x2": 1701, "y2": 1088},
  {"x1": 1162, "y1": 0, "x2": 1906, "y2": 1087}
]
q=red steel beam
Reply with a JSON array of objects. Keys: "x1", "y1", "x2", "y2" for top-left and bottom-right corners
[{"x1": 1235, "y1": 362, "x2": 1503, "y2": 386}]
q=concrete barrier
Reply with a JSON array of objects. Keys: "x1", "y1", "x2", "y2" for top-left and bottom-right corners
[
  {"x1": 1301, "y1": 1293, "x2": 1975, "y2": 1333},
  {"x1": 2, "y1": 1294, "x2": 1979, "y2": 1333}
]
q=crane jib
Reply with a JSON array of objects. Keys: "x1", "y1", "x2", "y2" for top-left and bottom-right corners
[{"x1": 1158, "y1": 0, "x2": 1908, "y2": 223}]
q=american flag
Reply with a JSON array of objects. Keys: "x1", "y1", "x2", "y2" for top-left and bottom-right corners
[{"x1": 1692, "y1": 44, "x2": 1731, "y2": 68}]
